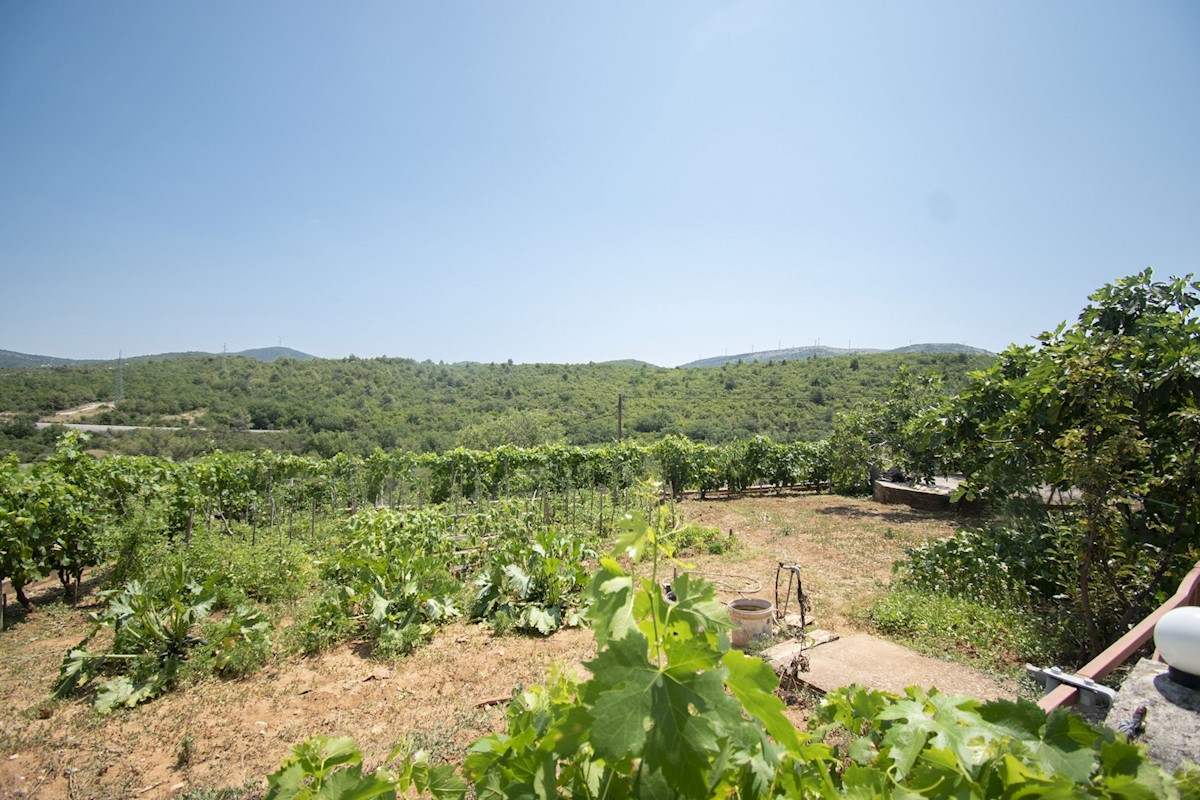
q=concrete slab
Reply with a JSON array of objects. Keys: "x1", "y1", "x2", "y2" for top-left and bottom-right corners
[
  {"x1": 759, "y1": 631, "x2": 838, "y2": 664},
  {"x1": 1105, "y1": 658, "x2": 1200, "y2": 773},
  {"x1": 795, "y1": 633, "x2": 1015, "y2": 701}
]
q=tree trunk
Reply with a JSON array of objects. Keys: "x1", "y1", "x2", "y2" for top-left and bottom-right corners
[
  {"x1": 1079, "y1": 509, "x2": 1102, "y2": 655},
  {"x1": 15, "y1": 584, "x2": 32, "y2": 612}
]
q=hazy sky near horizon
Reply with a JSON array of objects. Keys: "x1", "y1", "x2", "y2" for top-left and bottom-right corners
[{"x1": 2, "y1": 2, "x2": 1198, "y2": 366}]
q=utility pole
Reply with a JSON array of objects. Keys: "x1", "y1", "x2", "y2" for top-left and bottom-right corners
[
  {"x1": 617, "y1": 394, "x2": 623, "y2": 442},
  {"x1": 114, "y1": 351, "x2": 124, "y2": 401}
]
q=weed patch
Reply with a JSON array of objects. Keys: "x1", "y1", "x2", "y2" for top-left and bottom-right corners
[{"x1": 863, "y1": 587, "x2": 1048, "y2": 674}]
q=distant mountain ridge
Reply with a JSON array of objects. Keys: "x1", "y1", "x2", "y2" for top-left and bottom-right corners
[
  {"x1": 1, "y1": 343, "x2": 987, "y2": 370},
  {"x1": 678, "y1": 342, "x2": 992, "y2": 368},
  {"x1": 0, "y1": 347, "x2": 316, "y2": 368}
]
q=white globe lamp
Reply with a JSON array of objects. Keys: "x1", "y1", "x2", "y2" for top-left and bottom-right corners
[{"x1": 1154, "y1": 606, "x2": 1200, "y2": 689}]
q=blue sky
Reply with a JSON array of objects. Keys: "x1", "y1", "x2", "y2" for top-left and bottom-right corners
[{"x1": 2, "y1": 1, "x2": 1197, "y2": 366}]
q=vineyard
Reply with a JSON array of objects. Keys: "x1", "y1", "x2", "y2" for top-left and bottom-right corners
[
  {"x1": 0, "y1": 432, "x2": 835, "y2": 618},
  {"x1": 1, "y1": 429, "x2": 1194, "y2": 798},
  {"x1": 0, "y1": 432, "x2": 838, "y2": 796}
]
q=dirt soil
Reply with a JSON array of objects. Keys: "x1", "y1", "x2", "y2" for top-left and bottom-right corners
[
  {"x1": 41, "y1": 403, "x2": 115, "y2": 423},
  {"x1": 0, "y1": 493, "x2": 962, "y2": 799},
  {"x1": 672, "y1": 492, "x2": 961, "y2": 632}
]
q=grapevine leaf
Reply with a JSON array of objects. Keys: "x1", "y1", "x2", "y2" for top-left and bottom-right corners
[
  {"x1": 1009, "y1": 778, "x2": 1097, "y2": 799},
  {"x1": 816, "y1": 684, "x2": 895, "y2": 732},
  {"x1": 582, "y1": 629, "x2": 732, "y2": 797},
  {"x1": 723, "y1": 648, "x2": 804, "y2": 755},
  {"x1": 315, "y1": 767, "x2": 397, "y2": 800},
  {"x1": 977, "y1": 700, "x2": 1101, "y2": 784},
  {"x1": 848, "y1": 736, "x2": 877, "y2": 766},
  {"x1": 977, "y1": 698, "x2": 1053, "y2": 739},
  {"x1": 881, "y1": 718, "x2": 929, "y2": 778},
  {"x1": 663, "y1": 572, "x2": 734, "y2": 636},
  {"x1": 414, "y1": 763, "x2": 468, "y2": 799},
  {"x1": 1095, "y1": 774, "x2": 1163, "y2": 800},
  {"x1": 292, "y1": 736, "x2": 362, "y2": 781},
  {"x1": 877, "y1": 690, "x2": 985, "y2": 778},
  {"x1": 1099, "y1": 740, "x2": 1173, "y2": 799},
  {"x1": 614, "y1": 512, "x2": 649, "y2": 561},
  {"x1": 583, "y1": 630, "x2": 659, "y2": 757},
  {"x1": 905, "y1": 745, "x2": 977, "y2": 794},
  {"x1": 840, "y1": 764, "x2": 925, "y2": 799},
  {"x1": 585, "y1": 558, "x2": 635, "y2": 646},
  {"x1": 264, "y1": 762, "x2": 308, "y2": 800}
]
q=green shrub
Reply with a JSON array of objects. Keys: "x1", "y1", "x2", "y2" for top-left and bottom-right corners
[
  {"x1": 896, "y1": 521, "x2": 1071, "y2": 608},
  {"x1": 163, "y1": 528, "x2": 314, "y2": 608},
  {"x1": 199, "y1": 605, "x2": 273, "y2": 678},
  {"x1": 865, "y1": 587, "x2": 1048, "y2": 673},
  {"x1": 670, "y1": 522, "x2": 738, "y2": 555},
  {"x1": 291, "y1": 588, "x2": 355, "y2": 655}
]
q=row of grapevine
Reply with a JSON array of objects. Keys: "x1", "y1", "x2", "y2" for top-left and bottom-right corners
[
  {"x1": 1, "y1": 432, "x2": 129, "y2": 608},
  {"x1": 1, "y1": 431, "x2": 828, "y2": 623},
  {"x1": 653, "y1": 434, "x2": 831, "y2": 497}
]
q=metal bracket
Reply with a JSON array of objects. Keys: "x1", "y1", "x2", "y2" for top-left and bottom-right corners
[
  {"x1": 775, "y1": 563, "x2": 809, "y2": 631},
  {"x1": 1026, "y1": 664, "x2": 1118, "y2": 710}
]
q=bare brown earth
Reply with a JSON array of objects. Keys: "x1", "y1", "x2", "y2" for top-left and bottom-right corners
[
  {"x1": 671, "y1": 492, "x2": 963, "y2": 632},
  {"x1": 0, "y1": 493, "x2": 965, "y2": 800},
  {"x1": 40, "y1": 402, "x2": 115, "y2": 423}
]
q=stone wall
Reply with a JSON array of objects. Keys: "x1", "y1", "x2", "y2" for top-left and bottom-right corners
[{"x1": 872, "y1": 480, "x2": 982, "y2": 514}]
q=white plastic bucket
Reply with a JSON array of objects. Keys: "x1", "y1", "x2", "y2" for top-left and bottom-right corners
[{"x1": 728, "y1": 598, "x2": 775, "y2": 648}]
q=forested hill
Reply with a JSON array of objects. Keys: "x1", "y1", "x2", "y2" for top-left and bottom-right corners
[
  {"x1": 0, "y1": 351, "x2": 992, "y2": 458},
  {"x1": 679, "y1": 342, "x2": 992, "y2": 368},
  {"x1": 0, "y1": 346, "x2": 315, "y2": 368}
]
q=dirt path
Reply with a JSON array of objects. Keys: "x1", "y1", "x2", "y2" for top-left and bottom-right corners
[{"x1": 40, "y1": 402, "x2": 115, "y2": 423}]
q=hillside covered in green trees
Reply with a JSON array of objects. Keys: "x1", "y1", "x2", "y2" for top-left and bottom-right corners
[{"x1": 0, "y1": 351, "x2": 992, "y2": 460}]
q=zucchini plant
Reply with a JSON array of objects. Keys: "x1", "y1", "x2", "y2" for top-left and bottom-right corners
[
  {"x1": 470, "y1": 528, "x2": 594, "y2": 635},
  {"x1": 52, "y1": 564, "x2": 271, "y2": 711}
]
